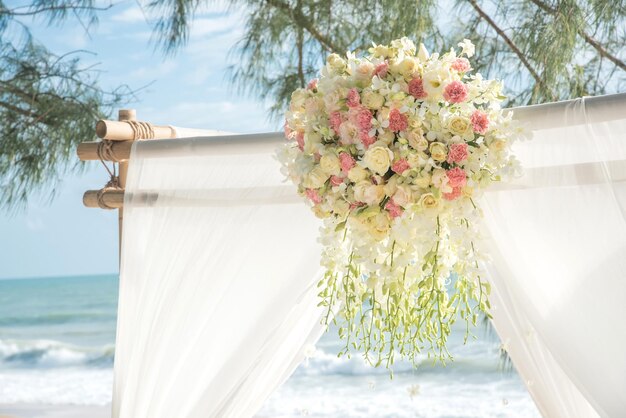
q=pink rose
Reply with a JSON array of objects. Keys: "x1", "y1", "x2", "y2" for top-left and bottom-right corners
[
  {"x1": 307, "y1": 78, "x2": 318, "y2": 90},
  {"x1": 373, "y1": 62, "x2": 389, "y2": 78},
  {"x1": 296, "y1": 131, "x2": 305, "y2": 151},
  {"x1": 359, "y1": 132, "x2": 376, "y2": 148},
  {"x1": 443, "y1": 186, "x2": 462, "y2": 201},
  {"x1": 347, "y1": 88, "x2": 360, "y2": 108},
  {"x1": 305, "y1": 188, "x2": 322, "y2": 204},
  {"x1": 443, "y1": 81, "x2": 468, "y2": 103},
  {"x1": 446, "y1": 167, "x2": 467, "y2": 188},
  {"x1": 330, "y1": 175, "x2": 344, "y2": 187},
  {"x1": 329, "y1": 111, "x2": 343, "y2": 135},
  {"x1": 391, "y1": 158, "x2": 410, "y2": 174},
  {"x1": 447, "y1": 143, "x2": 468, "y2": 164},
  {"x1": 339, "y1": 152, "x2": 356, "y2": 173},
  {"x1": 385, "y1": 199, "x2": 404, "y2": 219},
  {"x1": 388, "y1": 109, "x2": 408, "y2": 132},
  {"x1": 451, "y1": 58, "x2": 470, "y2": 73},
  {"x1": 408, "y1": 78, "x2": 428, "y2": 100},
  {"x1": 471, "y1": 110, "x2": 489, "y2": 134}
]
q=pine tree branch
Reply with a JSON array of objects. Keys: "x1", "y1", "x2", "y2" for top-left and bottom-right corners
[
  {"x1": 526, "y1": 0, "x2": 626, "y2": 72},
  {"x1": 265, "y1": 0, "x2": 341, "y2": 54},
  {"x1": 466, "y1": 0, "x2": 554, "y2": 100}
]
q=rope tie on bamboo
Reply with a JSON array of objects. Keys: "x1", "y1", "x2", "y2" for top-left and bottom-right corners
[
  {"x1": 125, "y1": 120, "x2": 155, "y2": 139},
  {"x1": 96, "y1": 140, "x2": 122, "y2": 210}
]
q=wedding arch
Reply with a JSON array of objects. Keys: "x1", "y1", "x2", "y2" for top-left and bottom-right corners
[{"x1": 79, "y1": 90, "x2": 626, "y2": 417}]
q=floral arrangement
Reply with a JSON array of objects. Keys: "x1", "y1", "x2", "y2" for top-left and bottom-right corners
[{"x1": 278, "y1": 37, "x2": 524, "y2": 369}]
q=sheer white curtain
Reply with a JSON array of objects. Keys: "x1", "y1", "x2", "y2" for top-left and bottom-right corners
[
  {"x1": 112, "y1": 134, "x2": 326, "y2": 418},
  {"x1": 483, "y1": 94, "x2": 626, "y2": 417}
]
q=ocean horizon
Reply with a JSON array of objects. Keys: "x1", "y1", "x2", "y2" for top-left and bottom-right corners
[{"x1": 0, "y1": 274, "x2": 540, "y2": 417}]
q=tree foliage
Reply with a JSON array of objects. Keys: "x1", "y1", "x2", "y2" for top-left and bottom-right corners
[
  {"x1": 0, "y1": 1, "x2": 129, "y2": 210},
  {"x1": 148, "y1": 0, "x2": 625, "y2": 117}
]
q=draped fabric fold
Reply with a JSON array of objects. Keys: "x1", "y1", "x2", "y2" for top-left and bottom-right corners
[
  {"x1": 483, "y1": 96, "x2": 626, "y2": 417},
  {"x1": 112, "y1": 136, "x2": 326, "y2": 418}
]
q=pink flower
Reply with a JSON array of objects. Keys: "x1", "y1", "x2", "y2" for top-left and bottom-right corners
[
  {"x1": 330, "y1": 175, "x2": 344, "y2": 187},
  {"x1": 385, "y1": 199, "x2": 404, "y2": 219},
  {"x1": 374, "y1": 62, "x2": 389, "y2": 78},
  {"x1": 359, "y1": 132, "x2": 376, "y2": 148},
  {"x1": 388, "y1": 109, "x2": 408, "y2": 132},
  {"x1": 443, "y1": 81, "x2": 468, "y2": 103},
  {"x1": 305, "y1": 188, "x2": 322, "y2": 204},
  {"x1": 470, "y1": 110, "x2": 489, "y2": 134},
  {"x1": 347, "y1": 88, "x2": 360, "y2": 108},
  {"x1": 391, "y1": 158, "x2": 410, "y2": 174},
  {"x1": 307, "y1": 78, "x2": 318, "y2": 90},
  {"x1": 447, "y1": 143, "x2": 468, "y2": 164},
  {"x1": 329, "y1": 111, "x2": 343, "y2": 134},
  {"x1": 408, "y1": 78, "x2": 428, "y2": 100},
  {"x1": 443, "y1": 187, "x2": 462, "y2": 201},
  {"x1": 446, "y1": 167, "x2": 467, "y2": 188},
  {"x1": 451, "y1": 58, "x2": 470, "y2": 73},
  {"x1": 356, "y1": 107, "x2": 373, "y2": 132},
  {"x1": 339, "y1": 152, "x2": 356, "y2": 173},
  {"x1": 296, "y1": 131, "x2": 305, "y2": 151}
]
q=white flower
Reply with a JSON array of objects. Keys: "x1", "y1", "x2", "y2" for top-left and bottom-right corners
[
  {"x1": 348, "y1": 165, "x2": 369, "y2": 183},
  {"x1": 320, "y1": 153, "x2": 341, "y2": 176},
  {"x1": 303, "y1": 165, "x2": 328, "y2": 189},
  {"x1": 363, "y1": 146, "x2": 393, "y2": 175},
  {"x1": 458, "y1": 39, "x2": 475, "y2": 57}
]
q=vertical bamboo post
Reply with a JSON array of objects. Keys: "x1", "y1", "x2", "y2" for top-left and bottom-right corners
[{"x1": 117, "y1": 109, "x2": 136, "y2": 264}]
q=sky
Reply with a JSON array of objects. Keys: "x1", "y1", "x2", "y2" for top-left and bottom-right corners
[{"x1": 0, "y1": 1, "x2": 276, "y2": 279}]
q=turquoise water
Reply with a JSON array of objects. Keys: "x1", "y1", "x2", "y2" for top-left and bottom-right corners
[{"x1": 0, "y1": 275, "x2": 540, "y2": 416}]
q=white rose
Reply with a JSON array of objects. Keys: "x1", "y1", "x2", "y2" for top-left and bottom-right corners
[
  {"x1": 348, "y1": 165, "x2": 369, "y2": 183},
  {"x1": 303, "y1": 165, "x2": 328, "y2": 189},
  {"x1": 363, "y1": 146, "x2": 393, "y2": 175},
  {"x1": 418, "y1": 193, "x2": 439, "y2": 209},
  {"x1": 448, "y1": 116, "x2": 472, "y2": 137},
  {"x1": 354, "y1": 181, "x2": 384, "y2": 205},
  {"x1": 362, "y1": 90, "x2": 385, "y2": 109},
  {"x1": 429, "y1": 142, "x2": 448, "y2": 162},
  {"x1": 319, "y1": 154, "x2": 341, "y2": 176},
  {"x1": 393, "y1": 185, "x2": 412, "y2": 207}
]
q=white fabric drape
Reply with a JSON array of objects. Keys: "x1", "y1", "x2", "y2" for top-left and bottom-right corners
[
  {"x1": 483, "y1": 95, "x2": 626, "y2": 417},
  {"x1": 112, "y1": 134, "x2": 326, "y2": 418},
  {"x1": 112, "y1": 93, "x2": 626, "y2": 418}
]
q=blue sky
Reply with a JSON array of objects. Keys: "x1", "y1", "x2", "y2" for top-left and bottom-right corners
[{"x1": 0, "y1": 1, "x2": 276, "y2": 279}]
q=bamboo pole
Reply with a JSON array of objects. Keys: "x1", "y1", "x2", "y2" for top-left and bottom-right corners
[
  {"x1": 83, "y1": 189, "x2": 125, "y2": 209},
  {"x1": 96, "y1": 119, "x2": 176, "y2": 140}
]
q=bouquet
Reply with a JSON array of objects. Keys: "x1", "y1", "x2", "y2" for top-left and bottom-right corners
[{"x1": 278, "y1": 37, "x2": 524, "y2": 369}]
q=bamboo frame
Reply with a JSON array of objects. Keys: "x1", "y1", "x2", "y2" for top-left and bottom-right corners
[
  {"x1": 83, "y1": 189, "x2": 125, "y2": 209},
  {"x1": 77, "y1": 141, "x2": 133, "y2": 161}
]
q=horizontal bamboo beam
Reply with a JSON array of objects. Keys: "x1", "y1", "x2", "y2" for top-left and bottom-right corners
[
  {"x1": 83, "y1": 189, "x2": 125, "y2": 209},
  {"x1": 96, "y1": 119, "x2": 176, "y2": 141},
  {"x1": 77, "y1": 141, "x2": 133, "y2": 162}
]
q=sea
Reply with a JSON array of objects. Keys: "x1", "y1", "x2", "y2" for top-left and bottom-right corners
[{"x1": 0, "y1": 275, "x2": 540, "y2": 417}]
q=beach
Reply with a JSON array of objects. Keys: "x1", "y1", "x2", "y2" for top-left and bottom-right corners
[{"x1": 0, "y1": 275, "x2": 540, "y2": 417}]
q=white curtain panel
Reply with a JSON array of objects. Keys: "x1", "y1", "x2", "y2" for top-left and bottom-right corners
[
  {"x1": 483, "y1": 95, "x2": 626, "y2": 417},
  {"x1": 112, "y1": 134, "x2": 326, "y2": 418}
]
